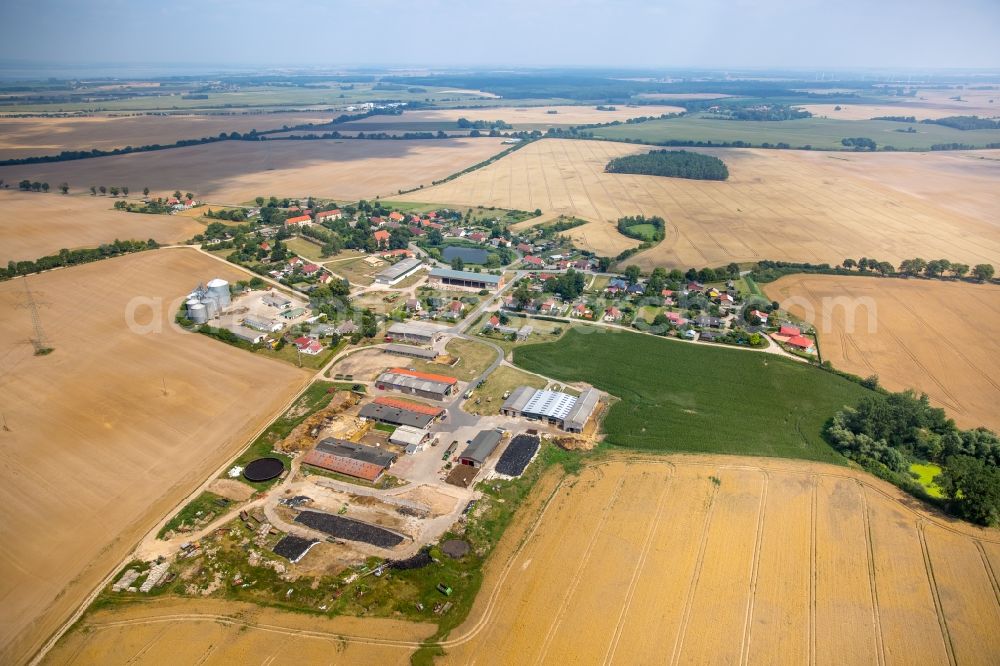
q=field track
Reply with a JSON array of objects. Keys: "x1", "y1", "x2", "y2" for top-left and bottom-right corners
[{"x1": 42, "y1": 454, "x2": 1000, "y2": 665}]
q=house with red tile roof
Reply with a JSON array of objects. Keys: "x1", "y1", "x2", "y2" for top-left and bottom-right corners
[
  {"x1": 523, "y1": 255, "x2": 544, "y2": 267},
  {"x1": 750, "y1": 309, "x2": 769, "y2": 324},
  {"x1": 373, "y1": 229, "x2": 391, "y2": 247},
  {"x1": 294, "y1": 337, "x2": 324, "y2": 355},
  {"x1": 388, "y1": 211, "x2": 404, "y2": 222},
  {"x1": 786, "y1": 335, "x2": 815, "y2": 352},
  {"x1": 604, "y1": 306, "x2": 622, "y2": 322},
  {"x1": 285, "y1": 214, "x2": 313, "y2": 227},
  {"x1": 779, "y1": 324, "x2": 801, "y2": 336}
]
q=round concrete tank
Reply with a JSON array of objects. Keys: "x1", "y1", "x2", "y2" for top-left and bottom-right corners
[
  {"x1": 200, "y1": 297, "x2": 218, "y2": 319},
  {"x1": 188, "y1": 302, "x2": 207, "y2": 324},
  {"x1": 206, "y1": 278, "x2": 231, "y2": 308}
]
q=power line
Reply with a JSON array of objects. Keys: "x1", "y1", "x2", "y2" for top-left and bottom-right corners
[{"x1": 14, "y1": 277, "x2": 52, "y2": 355}]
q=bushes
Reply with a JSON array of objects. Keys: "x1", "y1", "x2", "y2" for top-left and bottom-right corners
[
  {"x1": 605, "y1": 149, "x2": 728, "y2": 180},
  {"x1": 825, "y1": 390, "x2": 1000, "y2": 525}
]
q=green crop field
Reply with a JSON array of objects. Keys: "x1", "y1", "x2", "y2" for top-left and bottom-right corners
[
  {"x1": 514, "y1": 328, "x2": 870, "y2": 463},
  {"x1": 590, "y1": 114, "x2": 1000, "y2": 150}
]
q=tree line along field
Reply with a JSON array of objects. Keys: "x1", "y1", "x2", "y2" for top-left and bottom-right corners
[
  {"x1": 0, "y1": 112, "x2": 339, "y2": 161},
  {"x1": 764, "y1": 274, "x2": 1000, "y2": 433},
  {"x1": 589, "y1": 114, "x2": 1000, "y2": 150},
  {"x1": 42, "y1": 457, "x2": 1000, "y2": 665},
  {"x1": 513, "y1": 327, "x2": 869, "y2": 464},
  {"x1": 0, "y1": 189, "x2": 207, "y2": 264},
  {"x1": 0, "y1": 137, "x2": 508, "y2": 205},
  {"x1": 396, "y1": 138, "x2": 1000, "y2": 270},
  {"x1": 0, "y1": 249, "x2": 311, "y2": 666}
]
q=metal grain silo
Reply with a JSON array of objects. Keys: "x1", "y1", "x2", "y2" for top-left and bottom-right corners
[
  {"x1": 188, "y1": 302, "x2": 207, "y2": 324},
  {"x1": 206, "y1": 278, "x2": 231, "y2": 308},
  {"x1": 200, "y1": 297, "x2": 219, "y2": 319}
]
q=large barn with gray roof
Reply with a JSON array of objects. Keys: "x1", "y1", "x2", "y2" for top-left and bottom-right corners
[{"x1": 501, "y1": 386, "x2": 601, "y2": 433}]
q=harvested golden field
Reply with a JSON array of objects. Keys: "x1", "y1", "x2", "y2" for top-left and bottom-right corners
[
  {"x1": 0, "y1": 190, "x2": 205, "y2": 264},
  {"x1": 0, "y1": 112, "x2": 335, "y2": 160},
  {"x1": 764, "y1": 274, "x2": 1000, "y2": 432},
  {"x1": 345, "y1": 104, "x2": 685, "y2": 128},
  {"x1": 0, "y1": 249, "x2": 310, "y2": 666},
  {"x1": 43, "y1": 455, "x2": 1000, "y2": 665},
  {"x1": 397, "y1": 139, "x2": 1000, "y2": 269},
  {"x1": 0, "y1": 137, "x2": 507, "y2": 205}
]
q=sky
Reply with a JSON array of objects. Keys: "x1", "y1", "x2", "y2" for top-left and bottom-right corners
[{"x1": 0, "y1": 0, "x2": 998, "y2": 74}]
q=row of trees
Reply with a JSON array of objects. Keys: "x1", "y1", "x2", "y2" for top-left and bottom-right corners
[
  {"x1": 826, "y1": 390, "x2": 1000, "y2": 525},
  {"x1": 712, "y1": 103, "x2": 812, "y2": 121},
  {"x1": 925, "y1": 115, "x2": 1000, "y2": 131},
  {"x1": 605, "y1": 150, "x2": 729, "y2": 180},
  {"x1": 842, "y1": 257, "x2": 995, "y2": 282},
  {"x1": 841, "y1": 137, "x2": 877, "y2": 151},
  {"x1": 2, "y1": 239, "x2": 159, "y2": 281}
]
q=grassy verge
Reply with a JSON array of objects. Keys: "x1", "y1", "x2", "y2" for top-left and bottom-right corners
[
  {"x1": 157, "y1": 492, "x2": 230, "y2": 539},
  {"x1": 464, "y1": 365, "x2": 547, "y2": 415},
  {"x1": 514, "y1": 327, "x2": 870, "y2": 463}
]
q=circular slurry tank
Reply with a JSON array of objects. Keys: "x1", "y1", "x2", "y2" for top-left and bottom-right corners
[
  {"x1": 243, "y1": 457, "x2": 285, "y2": 482},
  {"x1": 441, "y1": 539, "x2": 471, "y2": 559}
]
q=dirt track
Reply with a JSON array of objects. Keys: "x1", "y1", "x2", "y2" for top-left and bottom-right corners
[
  {"x1": 41, "y1": 454, "x2": 1000, "y2": 665},
  {"x1": 765, "y1": 274, "x2": 1000, "y2": 432},
  {"x1": 0, "y1": 249, "x2": 310, "y2": 666},
  {"x1": 396, "y1": 139, "x2": 1000, "y2": 269}
]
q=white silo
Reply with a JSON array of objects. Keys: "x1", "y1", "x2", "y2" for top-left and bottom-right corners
[
  {"x1": 206, "y1": 278, "x2": 231, "y2": 308},
  {"x1": 188, "y1": 302, "x2": 207, "y2": 324},
  {"x1": 200, "y1": 297, "x2": 219, "y2": 319}
]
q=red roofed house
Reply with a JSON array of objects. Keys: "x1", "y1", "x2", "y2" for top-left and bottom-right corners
[
  {"x1": 516, "y1": 243, "x2": 533, "y2": 253},
  {"x1": 468, "y1": 232, "x2": 486, "y2": 243},
  {"x1": 388, "y1": 211, "x2": 404, "y2": 222},
  {"x1": 779, "y1": 324, "x2": 801, "y2": 337},
  {"x1": 302, "y1": 263, "x2": 321, "y2": 275},
  {"x1": 288, "y1": 257, "x2": 303, "y2": 267},
  {"x1": 750, "y1": 309, "x2": 769, "y2": 324},
  {"x1": 719, "y1": 293, "x2": 734, "y2": 305},
  {"x1": 316, "y1": 209, "x2": 342, "y2": 222},
  {"x1": 666, "y1": 311, "x2": 687, "y2": 325},
  {"x1": 373, "y1": 229, "x2": 391, "y2": 247},
  {"x1": 604, "y1": 306, "x2": 622, "y2": 322},
  {"x1": 294, "y1": 337, "x2": 324, "y2": 355},
  {"x1": 487, "y1": 315, "x2": 500, "y2": 328},
  {"x1": 539, "y1": 300, "x2": 559, "y2": 315},
  {"x1": 285, "y1": 214, "x2": 313, "y2": 227},
  {"x1": 572, "y1": 303, "x2": 591, "y2": 318},
  {"x1": 383, "y1": 248, "x2": 414, "y2": 258},
  {"x1": 259, "y1": 241, "x2": 270, "y2": 251},
  {"x1": 523, "y1": 255, "x2": 544, "y2": 267},
  {"x1": 786, "y1": 335, "x2": 815, "y2": 353}
]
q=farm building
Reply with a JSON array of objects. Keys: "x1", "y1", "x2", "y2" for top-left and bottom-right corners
[
  {"x1": 243, "y1": 314, "x2": 283, "y2": 333},
  {"x1": 389, "y1": 425, "x2": 430, "y2": 449},
  {"x1": 315, "y1": 209, "x2": 342, "y2": 222},
  {"x1": 231, "y1": 326, "x2": 267, "y2": 344},
  {"x1": 383, "y1": 344, "x2": 438, "y2": 361},
  {"x1": 359, "y1": 397, "x2": 443, "y2": 428},
  {"x1": 301, "y1": 438, "x2": 397, "y2": 483},
  {"x1": 262, "y1": 292, "x2": 292, "y2": 309},
  {"x1": 459, "y1": 430, "x2": 504, "y2": 468},
  {"x1": 386, "y1": 321, "x2": 447, "y2": 345},
  {"x1": 375, "y1": 256, "x2": 424, "y2": 285},
  {"x1": 427, "y1": 267, "x2": 504, "y2": 292},
  {"x1": 376, "y1": 367, "x2": 458, "y2": 400},
  {"x1": 501, "y1": 386, "x2": 601, "y2": 433},
  {"x1": 285, "y1": 214, "x2": 313, "y2": 227}
]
